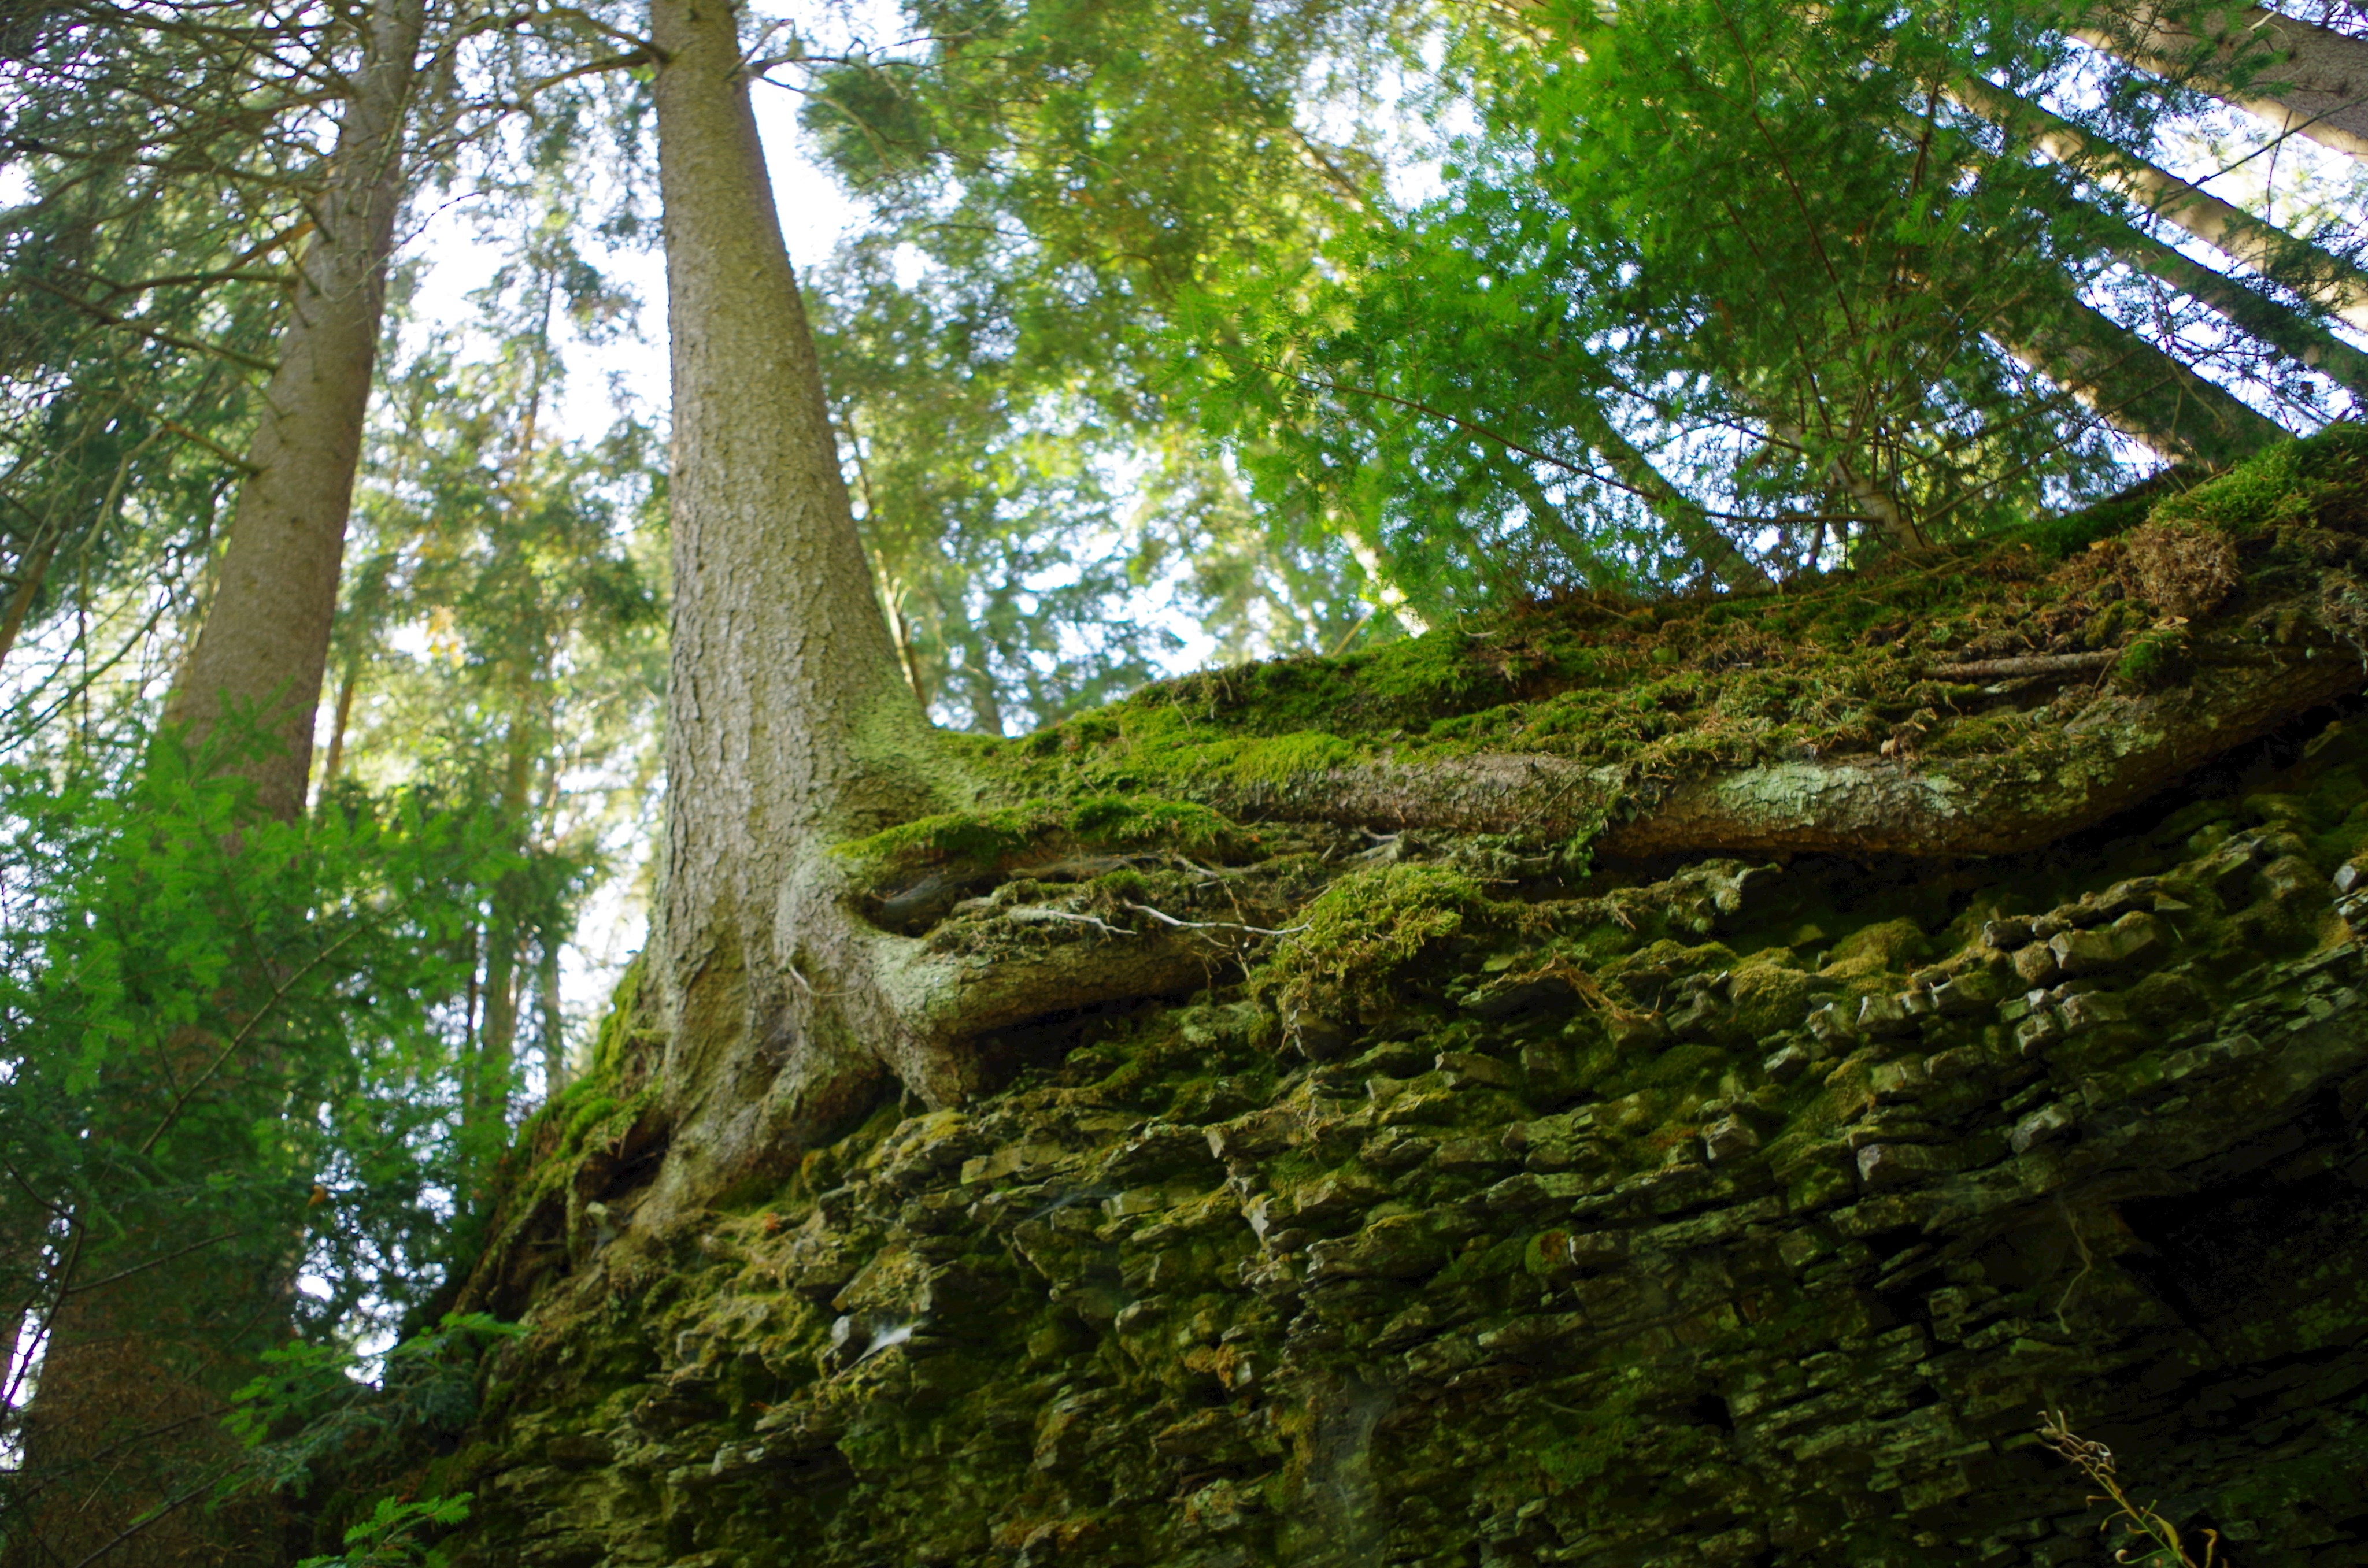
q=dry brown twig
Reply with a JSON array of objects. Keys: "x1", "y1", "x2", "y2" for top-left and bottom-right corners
[{"x1": 2037, "y1": 1409, "x2": 2222, "y2": 1568}]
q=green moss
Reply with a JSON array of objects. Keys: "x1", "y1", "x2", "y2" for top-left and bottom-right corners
[
  {"x1": 835, "y1": 794, "x2": 1242, "y2": 878},
  {"x1": 1257, "y1": 864, "x2": 1494, "y2": 1022},
  {"x1": 2156, "y1": 426, "x2": 2365, "y2": 536},
  {"x1": 1201, "y1": 729, "x2": 1361, "y2": 784},
  {"x1": 1821, "y1": 918, "x2": 1930, "y2": 985},
  {"x1": 922, "y1": 432, "x2": 2368, "y2": 880},
  {"x1": 2112, "y1": 621, "x2": 2192, "y2": 688},
  {"x1": 587, "y1": 954, "x2": 650, "y2": 1078}
]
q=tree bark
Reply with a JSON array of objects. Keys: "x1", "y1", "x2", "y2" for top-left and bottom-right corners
[
  {"x1": 5, "y1": 10, "x2": 427, "y2": 1564},
  {"x1": 645, "y1": 0, "x2": 963, "y2": 1205},
  {"x1": 2096, "y1": 202, "x2": 2368, "y2": 398},
  {"x1": 0, "y1": 522, "x2": 58, "y2": 669},
  {"x1": 317, "y1": 655, "x2": 360, "y2": 798},
  {"x1": 2073, "y1": 1, "x2": 2368, "y2": 163},
  {"x1": 162, "y1": 0, "x2": 426, "y2": 821}
]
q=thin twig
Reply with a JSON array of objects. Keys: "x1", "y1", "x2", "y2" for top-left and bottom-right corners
[
  {"x1": 1007, "y1": 907, "x2": 1132, "y2": 937},
  {"x1": 59, "y1": 1226, "x2": 258, "y2": 1300},
  {"x1": 1123, "y1": 902, "x2": 1307, "y2": 938},
  {"x1": 136, "y1": 918, "x2": 379, "y2": 1158}
]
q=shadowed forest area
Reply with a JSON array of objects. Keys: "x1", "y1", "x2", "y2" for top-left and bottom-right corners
[{"x1": 2, "y1": 0, "x2": 2367, "y2": 1564}]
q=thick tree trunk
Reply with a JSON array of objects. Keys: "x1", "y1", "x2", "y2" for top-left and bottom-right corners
[
  {"x1": 162, "y1": 0, "x2": 425, "y2": 821},
  {"x1": 645, "y1": 0, "x2": 961, "y2": 1207},
  {"x1": 2073, "y1": 1, "x2": 2368, "y2": 163},
  {"x1": 1951, "y1": 73, "x2": 2368, "y2": 332}
]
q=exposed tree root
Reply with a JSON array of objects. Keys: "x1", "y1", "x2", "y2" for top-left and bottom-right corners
[
  {"x1": 611, "y1": 634, "x2": 2366, "y2": 1244},
  {"x1": 1195, "y1": 643, "x2": 2365, "y2": 859},
  {"x1": 630, "y1": 856, "x2": 1268, "y2": 1229}
]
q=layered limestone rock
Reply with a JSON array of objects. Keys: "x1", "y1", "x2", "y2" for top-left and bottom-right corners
[
  {"x1": 432, "y1": 710, "x2": 2368, "y2": 1567},
  {"x1": 386, "y1": 435, "x2": 2368, "y2": 1567}
]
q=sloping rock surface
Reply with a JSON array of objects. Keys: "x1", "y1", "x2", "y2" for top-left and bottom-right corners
[{"x1": 436, "y1": 710, "x2": 2368, "y2": 1568}]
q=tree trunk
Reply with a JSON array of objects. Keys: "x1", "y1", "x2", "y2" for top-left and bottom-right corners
[
  {"x1": 0, "y1": 522, "x2": 58, "y2": 669},
  {"x1": 539, "y1": 934, "x2": 569, "y2": 1096},
  {"x1": 2093, "y1": 201, "x2": 2368, "y2": 398},
  {"x1": 1770, "y1": 418, "x2": 1930, "y2": 553},
  {"x1": 643, "y1": 0, "x2": 963, "y2": 1205},
  {"x1": 2073, "y1": 1, "x2": 2368, "y2": 163},
  {"x1": 7, "y1": 8, "x2": 430, "y2": 1563},
  {"x1": 1986, "y1": 286, "x2": 2290, "y2": 465},
  {"x1": 960, "y1": 637, "x2": 1006, "y2": 736},
  {"x1": 1335, "y1": 504, "x2": 1432, "y2": 634},
  {"x1": 162, "y1": 0, "x2": 426, "y2": 821},
  {"x1": 1950, "y1": 73, "x2": 2368, "y2": 332},
  {"x1": 317, "y1": 655, "x2": 360, "y2": 799},
  {"x1": 465, "y1": 722, "x2": 539, "y2": 1181}
]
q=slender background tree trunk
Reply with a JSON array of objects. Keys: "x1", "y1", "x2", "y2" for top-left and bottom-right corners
[
  {"x1": 2075, "y1": 2, "x2": 2368, "y2": 163},
  {"x1": 163, "y1": 0, "x2": 426, "y2": 821},
  {"x1": 5, "y1": 6, "x2": 428, "y2": 1564}
]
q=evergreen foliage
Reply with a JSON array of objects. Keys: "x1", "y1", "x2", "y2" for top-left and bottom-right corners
[{"x1": 0, "y1": 722, "x2": 528, "y2": 1529}]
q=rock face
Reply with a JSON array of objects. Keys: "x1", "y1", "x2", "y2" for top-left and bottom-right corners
[{"x1": 435, "y1": 711, "x2": 2368, "y2": 1568}]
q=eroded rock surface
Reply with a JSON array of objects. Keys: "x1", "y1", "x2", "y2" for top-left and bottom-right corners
[{"x1": 434, "y1": 713, "x2": 2368, "y2": 1568}]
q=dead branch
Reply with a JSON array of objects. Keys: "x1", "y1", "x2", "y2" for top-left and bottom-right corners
[{"x1": 1123, "y1": 901, "x2": 1307, "y2": 938}]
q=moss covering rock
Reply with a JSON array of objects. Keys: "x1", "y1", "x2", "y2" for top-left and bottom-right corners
[{"x1": 406, "y1": 436, "x2": 2368, "y2": 1568}]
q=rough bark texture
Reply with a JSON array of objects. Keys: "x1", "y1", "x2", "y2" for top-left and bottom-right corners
[
  {"x1": 163, "y1": 0, "x2": 424, "y2": 821},
  {"x1": 2076, "y1": 1, "x2": 2368, "y2": 163},
  {"x1": 645, "y1": 0, "x2": 963, "y2": 1217}
]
